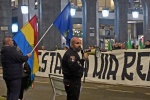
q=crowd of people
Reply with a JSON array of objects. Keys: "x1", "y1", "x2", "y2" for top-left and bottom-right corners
[
  {"x1": 112, "y1": 40, "x2": 150, "y2": 50},
  {"x1": 40, "y1": 44, "x2": 69, "y2": 51}
]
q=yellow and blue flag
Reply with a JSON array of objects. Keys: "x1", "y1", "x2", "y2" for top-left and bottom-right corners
[
  {"x1": 53, "y1": 2, "x2": 73, "y2": 47},
  {"x1": 13, "y1": 15, "x2": 39, "y2": 80}
]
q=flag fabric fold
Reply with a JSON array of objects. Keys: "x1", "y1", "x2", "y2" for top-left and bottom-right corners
[
  {"x1": 139, "y1": 39, "x2": 144, "y2": 49},
  {"x1": 53, "y1": 2, "x2": 73, "y2": 47},
  {"x1": 108, "y1": 40, "x2": 112, "y2": 51},
  {"x1": 126, "y1": 40, "x2": 132, "y2": 49},
  {"x1": 13, "y1": 15, "x2": 39, "y2": 80}
]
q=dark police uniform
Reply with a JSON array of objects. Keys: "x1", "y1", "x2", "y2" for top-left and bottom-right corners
[
  {"x1": 62, "y1": 48, "x2": 84, "y2": 100},
  {"x1": 1, "y1": 46, "x2": 29, "y2": 100}
]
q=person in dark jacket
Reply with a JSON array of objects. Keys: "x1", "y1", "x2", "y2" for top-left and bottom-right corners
[
  {"x1": 19, "y1": 62, "x2": 32, "y2": 100},
  {"x1": 144, "y1": 40, "x2": 150, "y2": 48},
  {"x1": 1, "y1": 36, "x2": 32, "y2": 100},
  {"x1": 16, "y1": 46, "x2": 32, "y2": 100},
  {"x1": 62, "y1": 37, "x2": 89, "y2": 100}
]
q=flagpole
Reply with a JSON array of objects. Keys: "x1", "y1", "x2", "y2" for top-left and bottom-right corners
[{"x1": 31, "y1": 23, "x2": 53, "y2": 54}]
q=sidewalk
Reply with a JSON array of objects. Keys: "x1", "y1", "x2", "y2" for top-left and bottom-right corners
[{"x1": 0, "y1": 67, "x2": 2, "y2": 76}]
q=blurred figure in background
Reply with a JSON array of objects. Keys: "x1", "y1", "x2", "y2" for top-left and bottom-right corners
[
  {"x1": 55, "y1": 45, "x2": 60, "y2": 50},
  {"x1": 64, "y1": 46, "x2": 68, "y2": 51},
  {"x1": 135, "y1": 45, "x2": 139, "y2": 49},
  {"x1": 120, "y1": 43, "x2": 126, "y2": 49},
  {"x1": 144, "y1": 40, "x2": 150, "y2": 48},
  {"x1": 41, "y1": 45, "x2": 46, "y2": 50},
  {"x1": 132, "y1": 43, "x2": 135, "y2": 49},
  {"x1": 113, "y1": 43, "x2": 121, "y2": 50}
]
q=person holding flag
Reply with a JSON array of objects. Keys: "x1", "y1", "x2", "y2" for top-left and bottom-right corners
[
  {"x1": 13, "y1": 15, "x2": 39, "y2": 99},
  {"x1": 13, "y1": 15, "x2": 39, "y2": 80},
  {"x1": 1, "y1": 36, "x2": 32, "y2": 100}
]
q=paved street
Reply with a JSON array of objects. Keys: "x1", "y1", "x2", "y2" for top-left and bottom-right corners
[{"x1": 0, "y1": 74, "x2": 150, "y2": 100}]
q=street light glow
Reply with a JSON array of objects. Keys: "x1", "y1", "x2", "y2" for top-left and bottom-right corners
[
  {"x1": 12, "y1": 23, "x2": 18, "y2": 33},
  {"x1": 21, "y1": 5, "x2": 28, "y2": 14},
  {"x1": 132, "y1": 11, "x2": 139, "y2": 18},
  {"x1": 102, "y1": 9, "x2": 109, "y2": 17},
  {"x1": 70, "y1": 8, "x2": 76, "y2": 16}
]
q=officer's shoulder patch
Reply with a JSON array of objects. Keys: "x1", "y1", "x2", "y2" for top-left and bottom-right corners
[{"x1": 70, "y1": 56, "x2": 76, "y2": 62}]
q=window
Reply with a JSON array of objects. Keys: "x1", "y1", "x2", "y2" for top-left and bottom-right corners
[{"x1": 11, "y1": 0, "x2": 18, "y2": 9}]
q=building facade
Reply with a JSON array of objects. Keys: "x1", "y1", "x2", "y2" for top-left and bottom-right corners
[{"x1": 0, "y1": 0, "x2": 149, "y2": 50}]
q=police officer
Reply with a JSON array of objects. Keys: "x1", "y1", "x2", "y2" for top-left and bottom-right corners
[
  {"x1": 1, "y1": 36, "x2": 31, "y2": 100},
  {"x1": 62, "y1": 37, "x2": 89, "y2": 100}
]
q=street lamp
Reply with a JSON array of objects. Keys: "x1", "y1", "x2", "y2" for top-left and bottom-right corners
[
  {"x1": 102, "y1": 8, "x2": 109, "y2": 17},
  {"x1": 102, "y1": 0, "x2": 109, "y2": 17},
  {"x1": 70, "y1": 8, "x2": 76, "y2": 16},
  {"x1": 132, "y1": 10, "x2": 139, "y2": 18},
  {"x1": 132, "y1": 0, "x2": 141, "y2": 19},
  {"x1": 21, "y1": 5, "x2": 28, "y2": 14},
  {"x1": 21, "y1": 0, "x2": 30, "y2": 23},
  {"x1": 12, "y1": 23, "x2": 18, "y2": 33},
  {"x1": 21, "y1": 0, "x2": 29, "y2": 14},
  {"x1": 70, "y1": 3, "x2": 76, "y2": 16}
]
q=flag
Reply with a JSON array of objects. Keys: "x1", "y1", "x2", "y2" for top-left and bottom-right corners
[
  {"x1": 126, "y1": 40, "x2": 132, "y2": 49},
  {"x1": 13, "y1": 15, "x2": 39, "y2": 80},
  {"x1": 139, "y1": 39, "x2": 144, "y2": 49},
  {"x1": 53, "y1": 2, "x2": 73, "y2": 47},
  {"x1": 107, "y1": 40, "x2": 112, "y2": 51}
]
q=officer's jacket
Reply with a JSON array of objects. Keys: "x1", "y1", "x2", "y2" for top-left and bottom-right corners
[{"x1": 62, "y1": 48, "x2": 84, "y2": 81}]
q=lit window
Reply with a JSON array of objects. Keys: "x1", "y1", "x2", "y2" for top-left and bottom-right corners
[{"x1": 11, "y1": 0, "x2": 18, "y2": 9}]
